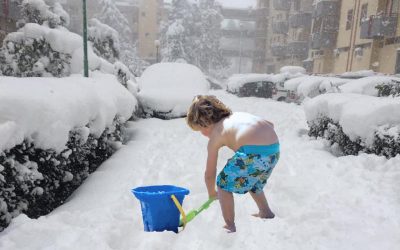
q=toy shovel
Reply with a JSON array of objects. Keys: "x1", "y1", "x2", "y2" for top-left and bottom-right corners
[{"x1": 178, "y1": 197, "x2": 216, "y2": 227}]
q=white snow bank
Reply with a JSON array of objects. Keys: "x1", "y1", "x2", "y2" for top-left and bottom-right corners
[
  {"x1": 225, "y1": 73, "x2": 287, "y2": 92},
  {"x1": 137, "y1": 63, "x2": 209, "y2": 117},
  {"x1": 339, "y1": 76, "x2": 400, "y2": 96},
  {"x1": 0, "y1": 72, "x2": 137, "y2": 153},
  {"x1": 285, "y1": 75, "x2": 350, "y2": 98},
  {"x1": 304, "y1": 93, "x2": 400, "y2": 145}
]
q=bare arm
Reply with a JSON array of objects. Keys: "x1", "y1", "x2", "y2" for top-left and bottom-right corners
[{"x1": 204, "y1": 141, "x2": 219, "y2": 199}]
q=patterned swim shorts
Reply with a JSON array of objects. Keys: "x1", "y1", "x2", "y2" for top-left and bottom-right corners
[{"x1": 216, "y1": 144, "x2": 280, "y2": 194}]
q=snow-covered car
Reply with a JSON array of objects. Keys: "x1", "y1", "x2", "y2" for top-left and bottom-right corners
[
  {"x1": 137, "y1": 62, "x2": 209, "y2": 119},
  {"x1": 225, "y1": 74, "x2": 286, "y2": 99}
]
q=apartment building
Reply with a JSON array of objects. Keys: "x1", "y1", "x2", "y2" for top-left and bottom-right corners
[
  {"x1": 0, "y1": 0, "x2": 20, "y2": 44},
  {"x1": 334, "y1": 0, "x2": 400, "y2": 74},
  {"x1": 266, "y1": 0, "x2": 313, "y2": 73},
  {"x1": 220, "y1": 6, "x2": 266, "y2": 74},
  {"x1": 309, "y1": 0, "x2": 400, "y2": 74},
  {"x1": 138, "y1": 0, "x2": 163, "y2": 63}
]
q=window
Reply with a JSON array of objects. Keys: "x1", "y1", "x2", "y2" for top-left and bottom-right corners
[
  {"x1": 294, "y1": 0, "x2": 301, "y2": 11},
  {"x1": 346, "y1": 9, "x2": 353, "y2": 30},
  {"x1": 360, "y1": 4, "x2": 368, "y2": 25}
]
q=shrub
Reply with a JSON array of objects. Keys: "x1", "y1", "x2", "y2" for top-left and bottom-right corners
[
  {"x1": 308, "y1": 116, "x2": 400, "y2": 158},
  {"x1": 0, "y1": 117, "x2": 125, "y2": 231},
  {"x1": 376, "y1": 80, "x2": 400, "y2": 97}
]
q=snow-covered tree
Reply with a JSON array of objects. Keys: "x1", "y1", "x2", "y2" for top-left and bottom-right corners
[
  {"x1": 17, "y1": 0, "x2": 70, "y2": 28},
  {"x1": 96, "y1": 0, "x2": 142, "y2": 74},
  {"x1": 160, "y1": 0, "x2": 228, "y2": 77},
  {"x1": 88, "y1": 18, "x2": 120, "y2": 63},
  {"x1": 0, "y1": 0, "x2": 72, "y2": 77}
]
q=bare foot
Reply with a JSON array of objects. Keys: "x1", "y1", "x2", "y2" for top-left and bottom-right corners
[
  {"x1": 252, "y1": 211, "x2": 275, "y2": 219},
  {"x1": 223, "y1": 224, "x2": 236, "y2": 233}
]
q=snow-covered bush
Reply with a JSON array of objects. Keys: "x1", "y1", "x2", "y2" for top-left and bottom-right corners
[
  {"x1": 305, "y1": 93, "x2": 400, "y2": 158},
  {"x1": 339, "y1": 76, "x2": 399, "y2": 96},
  {"x1": 88, "y1": 18, "x2": 120, "y2": 63},
  {"x1": 226, "y1": 74, "x2": 286, "y2": 98},
  {"x1": 375, "y1": 79, "x2": 400, "y2": 97},
  {"x1": 137, "y1": 62, "x2": 209, "y2": 119},
  {"x1": 0, "y1": 72, "x2": 137, "y2": 231},
  {"x1": 17, "y1": 0, "x2": 70, "y2": 28}
]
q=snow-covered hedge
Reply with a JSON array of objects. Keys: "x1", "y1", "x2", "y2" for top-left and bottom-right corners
[
  {"x1": 376, "y1": 79, "x2": 400, "y2": 97},
  {"x1": 305, "y1": 93, "x2": 400, "y2": 157},
  {"x1": 0, "y1": 23, "x2": 113, "y2": 77},
  {"x1": 284, "y1": 75, "x2": 350, "y2": 101},
  {"x1": 226, "y1": 74, "x2": 286, "y2": 98},
  {"x1": 88, "y1": 18, "x2": 120, "y2": 63},
  {"x1": 0, "y1": 72, "x2": 137, "y2": 231},
  {"x1": 137, "y1": 63, "x2": 209, "y2": 119},
  {"x1": 339, "y1": 76, "x2": 399, "y2": 96}
]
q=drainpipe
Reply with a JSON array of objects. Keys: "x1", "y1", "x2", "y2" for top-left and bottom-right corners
[
  {"x1": 346, "y1": 0, "x2": 361, "y2": 71},
  {"x1": 349, "y1": 0, "x2": 362, "y2": 71}
]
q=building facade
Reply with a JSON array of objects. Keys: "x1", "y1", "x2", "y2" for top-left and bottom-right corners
[
  {"x1": 308, "y1": 0, "x2": 400, "y2": 75},
  {"x1": 265, "y1": 0, "x2": 313, "y2": 73},
  {"x1": 137, "y1": 0, "x2": 163, "y2": 63},
  {"x1": 220, "y1": 6, "x2": 267, "y2": 74}
]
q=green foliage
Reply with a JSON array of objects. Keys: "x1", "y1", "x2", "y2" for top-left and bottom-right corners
[{"x1": 376, "y1": 80, "x2": 400, "y2": 97}]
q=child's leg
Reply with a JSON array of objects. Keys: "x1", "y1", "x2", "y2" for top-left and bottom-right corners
[
  {"x1": 217, "y1": 187, "x2": 236, "y2": 232},
  {"x1": 249, "y1": 190, "x2": 275, "y2": 219}
]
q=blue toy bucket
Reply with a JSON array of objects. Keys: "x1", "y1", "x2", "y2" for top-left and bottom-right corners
[{"x1": 132, "y1": 185, "x2": 190, "y2": 233}]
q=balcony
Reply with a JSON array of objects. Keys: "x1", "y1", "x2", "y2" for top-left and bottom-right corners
[
  {"x1": 288, "y1": 41, "x2": 309, "y2": 58},
  {"x1": 273, "y1": 0, "x2": 291, "y2": 11},
  {"x1": 360, "y1": 14, "x2": 398, "y2": 39},
  {"x1": 289, "y1": 12, "x2": 312, "y2": 29},
  {"x1": 311, "y1": 32, "x2": 337, "y2": 49},
  {"x1": 0, "y1": 1, "x2": 20, "y2": 19},
  {"x1": 271, "y1": 44, "x2": 288, "y2": 57},
  {"x1": 313, "y1": 0, "x2": 339, "y2": 18},
  {"x1": 272, "y1": 21, "x2": 289, "y2": 34}
]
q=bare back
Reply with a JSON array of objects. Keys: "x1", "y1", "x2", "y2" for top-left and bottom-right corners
[{"x1": 210, "y1": 112, "x2": 279, "y2": 152}]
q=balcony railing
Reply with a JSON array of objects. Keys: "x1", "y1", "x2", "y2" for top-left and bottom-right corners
[
  {"x1": 313, "y1": 0, "x2": 339, "y2": 18},
  {"x1": 273, "y1": 0, "x2": 291, "y2": 11},
  {"x1": 288, "y1": 41, "x2": 309, "y2": 58},
  {"x1": 272, "y1": 21, "x2": 289, "y2": 34},
  {"x1": 311, "y1": 32, "x2": 337, "y2": 49},
  {"x1": 289, "y1": 12, "x2": 312, "y2": 29},
  {"x1": 360, "y1": 14, "x2": 398, "y2": 39},
  {"x1": 0, "y1": 1, "x2": 20, "y2": 19},
  {"x1": 271, "y1": 44, "x2": 288, "y2": 57}
]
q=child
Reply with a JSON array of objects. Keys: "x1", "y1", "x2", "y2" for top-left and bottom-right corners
[{"x1": 186, "y1": 95, "x2": 280, "y2": 233}]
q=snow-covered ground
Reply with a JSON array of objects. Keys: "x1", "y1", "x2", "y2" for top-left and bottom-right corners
[{"x1": 0, "y1": 91, "x2": 399, "y2": 250}]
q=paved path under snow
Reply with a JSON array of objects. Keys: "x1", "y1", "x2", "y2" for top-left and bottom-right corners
[{"x1": 1, "y1": 91, "x2": 399, "y2": 250}]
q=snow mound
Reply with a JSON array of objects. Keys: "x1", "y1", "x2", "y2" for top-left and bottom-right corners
[
  {"x1": 304, "y1": 93, "x2": 400, "y2": 145},
  {"x1": 0, "y1": 72, "x2": 137, "y2": 153},
  {"x1": 339, "y1": 76, "x2": 400, "y2": 96},
  {"x1": 137, "y1": 63, "x2": 209, "y2": 118}
]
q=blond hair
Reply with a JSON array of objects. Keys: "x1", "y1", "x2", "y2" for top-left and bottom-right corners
[{"x1": 186, "y1": 95, "x2": 232, "y2": 130}]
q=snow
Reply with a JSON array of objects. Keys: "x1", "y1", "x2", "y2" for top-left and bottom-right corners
[
  {"x1": 0, "y1": 72, "x2": 137, "y2": 153},
  {"x1": 284, "y1": 75, "x2": 350, "y2": 99},
  {"x1": 340, "y1": 70, "x2": 377, "y2": 78},
  {"x1": 225, "y1": 73, "x2": 286, "y2": 92},
  {"x1": 304, "y1": 93, "x2": 400, "y2": 145},
  {"x1": 216, "y1": 0, "x2": 257, "y2": 9},
  {"x1": 0, "y1": 90, "x2": 399, "y2": 249},
  {"x1": 137, "y1": 63, "x2": 209, "y2": 117},
  {"x1": 339, "y1": 76, "x2": 400, "y2": 96}
]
